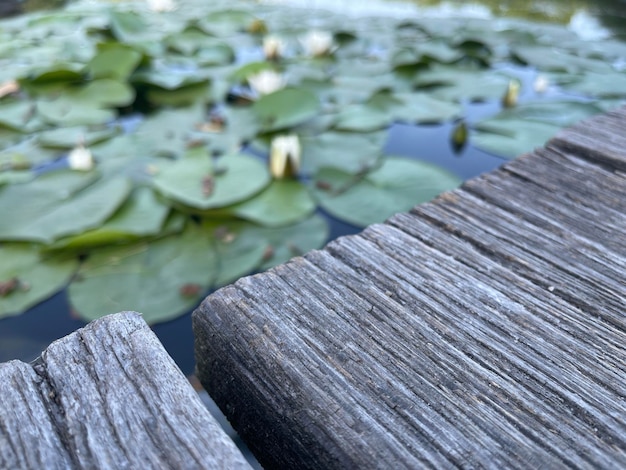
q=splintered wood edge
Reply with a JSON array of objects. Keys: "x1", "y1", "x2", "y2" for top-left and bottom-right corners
[{"x1": 1, "y1": 311, "x2": 252, "y2": 470}]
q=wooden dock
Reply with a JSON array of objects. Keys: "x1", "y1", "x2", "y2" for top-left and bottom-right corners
[
  {"x1": 193, "y1": 107, "x2": 626, "y2": 468},
  {"x1": 0, "y1": 312, "x2": 252, "y2": 469}
]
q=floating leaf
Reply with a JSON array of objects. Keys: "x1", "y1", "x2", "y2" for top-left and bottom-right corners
[
  {"x1": 37, "y1": 126, "x2": 119, "y2": 149},
  {"x1": 472, "y1": 118, "x2": 561, "y2": 158},
  {"x1": 561, "y1": 71, "x2": 626, "y2": 99},
  {"x1": 255, "y1": 215, "x2": 329, "y2": 270},
  {"x1": 46, "y1": 187, "x2": 171, "y2": 251},
  {"x1": 0, "y1": 171, "x2": 132, "y2": 243},
  {"x1": 0, "y1": 244, "x2": 78, "y2": 319},
  {"x1": 301, "y1": 130, "x2": 385, "y2": 175},
  {"x1": 252, "y1": 88, "x2": 320, "y2": 131},
  {"x1": 202, "y1": 220, "x2": 269, "y2": 287},
  {"x1": 313, "y1": 157, "x2": 461, "y2": 227},
  {"x1": 68, "y1": 223, "x2": 218, "y2": 323},
  {"x1": 37, "y1": 79, "x2": 134, "y2": 126},
  {"x1": 223, "y1": 180, "x2": 316, "y2": 227},
  {"x1": 86, "y1": 43, "x2": 143, "y2": 80},
  {"x1": 134, "y1": 103, "x2": 205, "y2": 157},
  {"x1": 152, "y1": 149, "x2": 270, "y2": 210},
  {"x1": 0, "y1": 100, "x2": 40, "y2": 132},
  {"x1": 333, "y1": 104, "x2": 391, "y2": 132}
]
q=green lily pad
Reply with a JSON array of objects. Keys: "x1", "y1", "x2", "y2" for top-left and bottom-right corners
[
  {"x1": 202, "y1": 219, "x2": 269, "y2": 287},
  {"x1": 224, "y1": 180, "x2": 316, "y2": 227},
  {"x1": 0, "y1": 171, "x2": 132, "y2": 243},
  {"x1": 134, "y1": 103, "x2": 205, "y2": 158},
  {"x1": 68, "y1": 223, "x2": 218, "y2": 324},
  {"x1": 301, "y1": 130, "x2": 385, "y2": 175},
  {"x1": 0, "y1": 138, "x2": 58, "y2": 169},
  {"x1": 37, "y1": 79, "x2": 134, "y2": 126},
  {"x1": 152, "y1": 149, "x2": 270, "y2": 210},
  {"x1": 414, "y1": 66, "x2": 511, "y2": 102},
  {"x1": 333, "y1": 104, "x2": 392, "y2": 132},
  {"x1": 230, "y1": 61, "x2": 277, "y2": 82},
  {"x1": 255, "y1": 214, "x2": 329, "y2": 271},
  {"x1": 561, "y1": 71, "x2": 626, "y2": 99},
  {"x1": 200, "y1": 9, "x2": 257, "y2": 36},
  {"x1": 146, "y1": 81, "x2": 212, "y2": 107},
  {"x1": 46, "y1": 187, "x2": 171, "y2": 251},
  {"x1": 313, "y1": 157, "x2": 462, "y2": 227},
  {"x1": 485, "y1": 100, "x2": 603, "y2": 127},
  {"x1": 383, "y1": 92, "x2": 462, "y2": 124},
  {"x1": 0, "y1": 244, "x2": 78, "y2": 319},
  {"x1": 512, "y1": 45, "x2": 611, "y2": 74},
  {"x1": 108, "y1": 10, "x2": 151, "y2": 43},
  {"x1": 472, "y1": 118, "x2": 561, "y2": 158},
  {"x1": 0, "y1": 171, "x2": 34, "y2": 186},
  {"x1": 86, "y1": 43, "x2": 143, "y2": 80},
  {"x1": 0, "y1": 100, "x2": 41, "y2": 133},
  {"x1": 252, "y1": 88, "x2": 320, "y2": 131},
  {"x1": 37, "y1": 126, "x2": 119, "y2": 149}
]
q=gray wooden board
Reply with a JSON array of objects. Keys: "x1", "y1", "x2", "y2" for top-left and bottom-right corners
[
  {"x1": 0, "y1": 311, "x2": 252, "y2": 470},
  {"x1": 194, "y1": 107, "x2": 626, "y2": 468}
]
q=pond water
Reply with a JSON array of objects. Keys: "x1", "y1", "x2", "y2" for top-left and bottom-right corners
[{"x1": 0, "y1": 0, "x2": 625, "y2": 377}]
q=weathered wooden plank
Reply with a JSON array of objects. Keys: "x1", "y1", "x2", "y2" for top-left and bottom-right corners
[
  {"x1": 0, "y1": 311, "x2": 252, "y2": 470},
  {"x1": 0, "y1": 361, "x2": 73, "y2": 469},
  {"x1": 549, "y1": 106, "x2": 626, "y2": 170},
  {"x1": 194, "y1": 108, "x2": 626, "y2": 468}
]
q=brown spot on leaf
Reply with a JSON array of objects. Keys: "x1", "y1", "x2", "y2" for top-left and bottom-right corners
[
  {"x1": 179, "y1": 283, "x2": 202, "y2": 297},
  {"x1": 0, "y1": 277, "x2": 19, "y2": 297}
]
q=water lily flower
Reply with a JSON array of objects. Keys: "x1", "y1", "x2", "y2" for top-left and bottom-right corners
[
  {"x1": 263, "y1": 35, "x2": 285, "y2": 61},
  {"x1": 68, "y1": 144, "x2": 95, "y2": 171},
  {"x1": 501, "y1": 79, "x2": 520, "y2": 108},
  {"x1": 147, "y1": 0, "x2": 176, "y2": 12},
  {"x1": 270, "y1": 135, "x2": 301, "y2": 179},
  {"x1": 301, "y1": 30, "x2": 334, "y2": 57},
  {"x1": 248, "y1": 69, "x2": 285, "y2": 96},
  {"x1": 533, "y1": 75, "x2": 549, "y2": 93},
  {"x1": 0, "y1": 79, "x2": 19, "y2": 99}
]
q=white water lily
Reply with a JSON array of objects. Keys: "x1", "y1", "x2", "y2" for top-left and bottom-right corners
[
  {"x1": 68, "y1": 144, "x2": 95, "y2": 171},
  {"x1": 263, "y1": 36, "x2": 285, "y2": 61},
  {"x1": 147, "y1": 0, "x2": 176, "y2": 12},
  {"x1": 248, "y1": 70, "x2": 285, "y2": 96},
  {"x1": 301, "y1": 30, "x2": 333, "y2": 57},
  {"x1": 533, "y1": 75, "x2": 549, "y2": 93},
  {"x1": 270, "y1": 135, "x2": 301, "y2": 179}
]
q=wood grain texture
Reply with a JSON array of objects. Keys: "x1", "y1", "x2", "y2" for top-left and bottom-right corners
[
  {"x1": 194, "y1": 107, "x2": 626, "y2": 469},
  {"x1": 0, "y1": 311, "x2": 252, "y2": 470}
]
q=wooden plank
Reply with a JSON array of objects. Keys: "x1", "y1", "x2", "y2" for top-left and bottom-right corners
[
  {"x1": 549, "y1": 106, "x2": 626, "y2": 170},
  {"x1": 193, "y1": 109, "x2": 626, "y2": 468},
  {"x1": 0, "y1": 311, "x2": 252, "y2": 470}
]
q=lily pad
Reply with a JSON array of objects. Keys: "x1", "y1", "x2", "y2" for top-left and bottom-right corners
[
  {"x1": 152, "y1": 149, "x2": 270, "y2": 210},
  {"x1": 301, "y1": 130, "x2": 386, "y2": 175},
  {"x1": 86, "y1": 43, "x2": 143, "y2": 80},
  {"x1": 46, "y1": 187, "x2": 171, "y2": 251},
  {"x1": 255, "y1": 214, "x2": 329, "y2": 270},
  {"x1": 68, "y1": 223, "x2": 218, "y2": 323},
  {"x1": 333, "y1": 104, "x2": 392, "y2": 132},
  {"x1": 37, "y1": 79, "x2": 134, "y2": 126},
  {"x1": 0, "y1": 244, "x2": 78, "y2": 319},
  {"x1": 134, "y1": 103, "x2": 205, "y2": 158},
  {"x1": 202, "y1": 219, "x2": 269, "y2": 287},
  {"x1": 37, "y1": 126, "x2": 119, "y2": 149},
  {"x1": 0, "y1": 171, "x2": 132, "y2": 243},
  {"x1": 0, "y1": 100, "x2": 41, "y2": 133},
  {"x1": 252, "y1": 88, "x2": 320, "y2": 131},
  {"x1": 313, "y1": 157, "x2": 462, "y2": 227},
  {"x1": 472, "y1": 118, "x2": 561, "y2": 158},
  {"x1": 223, "y1": 180, "x2": 316, "y2": 227}
]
